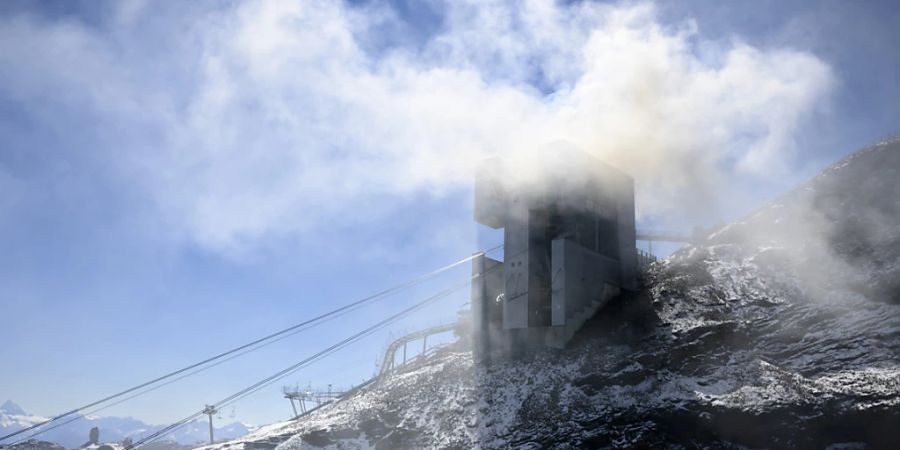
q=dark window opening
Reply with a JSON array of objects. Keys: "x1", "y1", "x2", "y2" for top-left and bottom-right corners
[{"x1": 596, "y1": 216, "x2": 619, "y2": 260}]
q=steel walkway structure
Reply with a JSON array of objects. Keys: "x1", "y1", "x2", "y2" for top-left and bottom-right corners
[{"x1": 378, "y1": 323, "x2": 456, "y2": 379}]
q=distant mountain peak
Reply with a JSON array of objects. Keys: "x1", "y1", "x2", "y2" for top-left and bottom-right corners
[{"x1": 1, "y1": 400, "x2": 26, "y2": 415}]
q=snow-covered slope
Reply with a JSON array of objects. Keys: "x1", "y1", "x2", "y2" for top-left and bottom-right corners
[
  {"x1": 197, "y1": 137, "x2": 900, "y2": 449},
  {"x1": 0, "y1": 402, "x2": 250, "y2": 450}
]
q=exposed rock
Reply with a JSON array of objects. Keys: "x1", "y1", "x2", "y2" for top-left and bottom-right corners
[{"x1": 196, "y1": 138, "x2": 900, "y2": 448}]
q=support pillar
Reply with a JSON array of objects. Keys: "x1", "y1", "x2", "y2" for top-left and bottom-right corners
[{"x1": 203, "y1": 405, "x2": 217, "y2": 445}]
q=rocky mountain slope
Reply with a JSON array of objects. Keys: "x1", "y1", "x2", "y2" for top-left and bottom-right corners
[
  {"x1": 197, "y1": 137, "x2": 900, "y2": 449},
  {"x1": 0, "y1": 402, "x2": 250, "y2": 449}
]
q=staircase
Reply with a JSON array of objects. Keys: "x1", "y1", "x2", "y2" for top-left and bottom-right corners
[{"x1": 546, "y1": 284, "x2": 619, "y2": 348}]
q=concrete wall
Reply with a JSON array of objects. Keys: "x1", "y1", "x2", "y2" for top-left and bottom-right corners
[
  {"x1": 550, "y1": 238, "x2": 621, "y2": 326},
  {"x1": 472, "y1": 149, "x2": 638, "y2": 354},
  {"x1": 501, "y1": 195, "x2": 530, "y2": 329},
  {"x1": 471, "y1": 253, "x2": 505, "y2": 363},
  {"x1": 615, "y1": 173, "x2": 638, "y2": 290},
  {"x1": 473, "y1": 158, "x2": 507, "y2": 229}
]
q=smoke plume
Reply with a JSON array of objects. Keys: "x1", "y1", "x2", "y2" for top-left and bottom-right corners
[{"x1": 0, "y1": 0, "x2": 834, "y2": 253}]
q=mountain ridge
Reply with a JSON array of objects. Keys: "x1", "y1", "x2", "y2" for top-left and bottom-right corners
[
  {"x1": 0, "y1": 402, "x2": 27, "y2": 417},
  {"x1": 193, "y1": 136, "x2": 900, "y2": 448},
  {"x1": 0, "y1": 405, "x2": 250, "y2": 450}
]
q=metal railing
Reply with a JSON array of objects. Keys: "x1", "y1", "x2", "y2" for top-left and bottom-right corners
[
  {"x1": 378, "y1": 323, "x2": 457, "y2": 380},
  {"x1": 636, "y1": 248, "x2": 658, "y2": 270}
]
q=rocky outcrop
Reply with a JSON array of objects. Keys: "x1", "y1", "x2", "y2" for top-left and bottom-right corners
[{"x1": 197, "y1": 137, "x2": 900, "y2": 448}]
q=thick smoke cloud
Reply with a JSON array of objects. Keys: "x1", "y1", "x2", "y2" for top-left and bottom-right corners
[
  {"x1": 707, "y1": 136, "x2": 900, "y2": 304},
  {"x1": 0, "y1": 0, "x2": 833, "y2": 254}
]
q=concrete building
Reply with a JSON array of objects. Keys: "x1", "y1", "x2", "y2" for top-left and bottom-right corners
[{"x1": 472, "y1": 149, "x2": 637, "y2": 361}]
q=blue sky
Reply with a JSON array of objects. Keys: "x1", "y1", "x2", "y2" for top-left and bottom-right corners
[{"x1": 1, "y1": 0, "x2": 898, "y2": 428}]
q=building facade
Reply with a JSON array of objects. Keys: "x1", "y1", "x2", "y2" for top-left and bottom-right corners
[{"x1": 472, "y1": 150, "x2": 637, "y2": 361}]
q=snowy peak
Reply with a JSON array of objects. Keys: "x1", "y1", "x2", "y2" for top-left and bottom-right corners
[
  {"x1": 0, "y1": 408, "x2": 249, "y2": 449},
  {"x1": 1, "y1": 400, "x2": 27, "y2": 416}
]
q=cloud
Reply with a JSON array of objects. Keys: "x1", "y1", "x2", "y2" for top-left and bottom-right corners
[{"x1": 0, "y1": 0, "x2": 834, "y2": 254}]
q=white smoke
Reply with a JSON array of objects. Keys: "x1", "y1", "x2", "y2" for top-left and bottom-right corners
[{"x1": 0, "y1": 0, "x2": 834, "y2": 254}]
